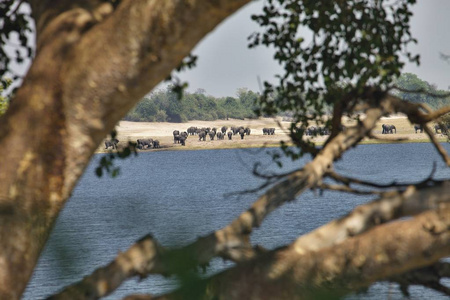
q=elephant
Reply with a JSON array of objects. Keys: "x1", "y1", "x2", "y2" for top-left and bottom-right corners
[
  {"x1": 136, "y1": 138, "x2": 153, "y2": 149},
  {"x1": 414, "y1": 124, "x2": 423, "y2": 133},
  {"x1": 198, "y1": 131, "x2": 207, "y2": 141},
  {"x1": 221, "y1": 126, "x2": 228, "y2": 134},
  {"x1": 227, "y1": 131, "x2": 232, "y2": 140},
  {"x1": 262, "y1": 128, "x2": 269, "y2": 135},
  {"x1": 173, "y1": 134, "x2": 181, "y2": 144},
  {"x1": 216, "y1": 132, "x2": 224, "y2": 140},
  {"x1": 152, "y1": 140, "x2": 160, "y2": 148},
  {"x1": 187, "y1": 126, "x2": 197, "y2": 135},
  {"x1": 244, "y1": 127, "x2": 251, "y2": 135},
  {"x1": 173, "y1": 130, "x2": 180, "y2": 143},
  {"x1": 239, "y1": 128, "x2": 245, "y2": 139},
  {"x1": 232, "y1": 126, "x2": 242, "y2": 135},
  {"x1": 305, "y1": 126, "x2": 317, "y2": 136},
  {"x1": 104, "y1": 138, "x2": 119, "y2": 150},
  {"x1": 382, "y1": 124, "x2": 396, "y2": 134},
  {"x1": 208, "y1": 131, "x2": 216, "y2": 140},
  {"x1": 179, "y1": 136, "x2": 186, "y2": 146},
  {"x1": 268, "y1": 128, "x2": 275, "y2": 135}
]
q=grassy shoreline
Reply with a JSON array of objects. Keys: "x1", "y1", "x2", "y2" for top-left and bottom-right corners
[
  {"x1": 96, "y1": 136, "x2": 448, "y2": 154},
  {"x1": 95, "y1": 117, "x2": 447, "y2": 154}
]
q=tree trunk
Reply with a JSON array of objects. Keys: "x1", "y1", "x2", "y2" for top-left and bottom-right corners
[{"x1": 0, "y1": 1, "x2": 251, "y2": 298}]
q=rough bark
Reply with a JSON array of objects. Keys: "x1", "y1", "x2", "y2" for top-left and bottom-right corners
[
  {"x1": 196, "y1": 207, "x2": 450, "y2": 300},
  {"x1": 0, "y1": 0, "x2": 251, "y2": 298}
]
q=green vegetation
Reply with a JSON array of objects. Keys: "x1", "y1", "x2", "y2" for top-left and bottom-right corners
[
  {"x1": 393, "y1": 72, "x2": 450, "y2": 109},
  {"x1": 125, "y1": 72, "x2": 449, "y2": 125},
  {"x1": 125, "y1": 86, "x2": 260, "y2": 122}
]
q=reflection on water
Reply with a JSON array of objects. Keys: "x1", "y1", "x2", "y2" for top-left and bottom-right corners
[{"x1": 24, "y1": 143, "x2": 450, "y2": 299}]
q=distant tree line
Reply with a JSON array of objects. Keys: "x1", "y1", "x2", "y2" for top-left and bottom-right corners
[
  {"x1": 393, "y1": 72, "x2": 450, "y2": 109},
  {"x1": 123, "y1": 73, "x2": 449, "y2": 124},
  {"x1": 124, "y1": 86, "x2": 260, "y2": 122}
]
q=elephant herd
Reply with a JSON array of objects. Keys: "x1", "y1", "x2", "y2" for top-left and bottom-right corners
[
  {"x1": 183, "y1": 126, "x2": 253, "y2": 144},
  {"x1": 304, "y1": 126, "x2": 330, "y2": 136},
  {"x1": 137, "y1": 138, "x2": 160, "y2": 149},
  {"x1": 104, "y1": 138, "x2": 119, "y2": 149},
  {"x1": 385, "y1": 123, "x2": 444, "y2": 135},
  {"x1": 262, "y1": 128, "x2": 276, "y2": 135}
]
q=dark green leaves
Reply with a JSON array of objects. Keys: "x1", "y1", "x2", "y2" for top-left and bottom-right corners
[
  {"x1": 0, "y1": 1, "x2": 34, "y2": 82},
  {"x1": 95, "y1": 131, "x2": 138, "y2": 178},
  {"x1": 250, "y1": 0, "x2": 418, "y2": 160}
]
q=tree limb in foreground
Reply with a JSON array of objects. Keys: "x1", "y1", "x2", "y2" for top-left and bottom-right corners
[
  {"x1": 135, "y1": 207, "x2": 450, "y2": 300},
  {"x1": 50, "y1": 94, "x2": 450, "y2": 298},
  {"x1": 49, "y1": 179, "x2": 450, "y2": 298},
  {"x1": 49, "y1": 95, "x2": 392, "y2": 298},
  {"x1": 0, "y1": 1, "x2": 252, "y2": 298}
]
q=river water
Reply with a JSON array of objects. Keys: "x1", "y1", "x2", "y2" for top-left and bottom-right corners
[{"x1": 23, "y1": 143, "x2": 450, "y2": 299}]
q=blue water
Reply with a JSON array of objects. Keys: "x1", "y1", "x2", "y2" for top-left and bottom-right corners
[{"x1": 23, "y1": 143, "x2": 450, "y2": 299}]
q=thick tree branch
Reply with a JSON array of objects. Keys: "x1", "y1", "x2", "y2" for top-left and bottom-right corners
[
  {"x1": 291, "y1": 181, "x2": 450, "y2": 253},
  {"x1": 51, "y1": 95, "x2": 395, "y2": 297},
  {"x1": 48, "y1": 235, "x2": 164, "y2": 300},
  {"x1": 423, "y1": 124, "x2": 450, "y2": 166},
  {"x1": 140, "y1": 207, "x2": 450, "y2": 300},
  {"x1": 0, "y1": 1, "x2": 252, "y2": 298},
  {"x1": 115, "y1": 185, "x2": 450, "y2": 300}
]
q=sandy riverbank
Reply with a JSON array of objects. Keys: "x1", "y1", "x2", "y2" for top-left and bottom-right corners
[{"x1": 98, "y1": 115, "x2": 445, "y2": 153}]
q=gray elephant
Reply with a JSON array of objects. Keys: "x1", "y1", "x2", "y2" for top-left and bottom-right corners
[
  {"x1": 318, "y1": 126, "x2": 329, "y2": 135},
  {"x1": 227, "y1": 131, "x2": 232, "y2": 140},
  {"x1": 198, "y1": 131, "x2": 207, "y2": 141},
  {"x1": 382, "y1": 124, "x2": 396, "y2": 134},
  {"x1": 208, "y1": 131, "x2": 215, "y2": 140},
  {"x1": 136, "y1": 138, "x2": 153, "y2": 149},
  {"x1": 216, "y1": 132, "x2": 224, "y2": 140},
  {"x1": 152, "y1": 140, "x2": 160, "y2": 148},
  {"x1": 105, "y1": 138, "x2": 119, "y2": 149},
  {"x1": 221, "y1": 126, "x2": 228, "y2": 134},
  {"x1": 244, "y1": 127, "x2": 251, "y2": 135},
  {"x1": 232, "y1": 126, "x2": 242, "y2": 135},
  {"x1": 179, "y1": 136, "x2": 186, "y2": 146},
  {"x1": 187, "y1": 126, "x2": 197, "y2": 135},
  {"x1": 239, "y1": 128, "x2": 245, "y2": 139},
  {"x1": 305, "y1": 126, "x2": 317, "y2": 136}
]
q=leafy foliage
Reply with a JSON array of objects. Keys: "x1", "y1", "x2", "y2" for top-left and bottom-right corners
[
  {"x1": 250, "y1": 0, "x2": 419, "y2": 159},
  {"x1": 95, "y1": 130, "x2": 137, "y2": 178},
  {"x1": 0, "y1": 1, "x2": 33, "y2": 89}
]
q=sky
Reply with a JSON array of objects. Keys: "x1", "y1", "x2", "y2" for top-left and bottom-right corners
[
  {"x1": 8, "y1": 1, "x2": 450, "y2": 98},
  {"x1": 173, "y1": 0, "x2": 450, "y2": 98}
]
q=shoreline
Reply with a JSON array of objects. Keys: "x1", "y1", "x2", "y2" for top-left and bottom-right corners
[{"x1": 96, "y1": 117, "x2": 447, "y2": 154}]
